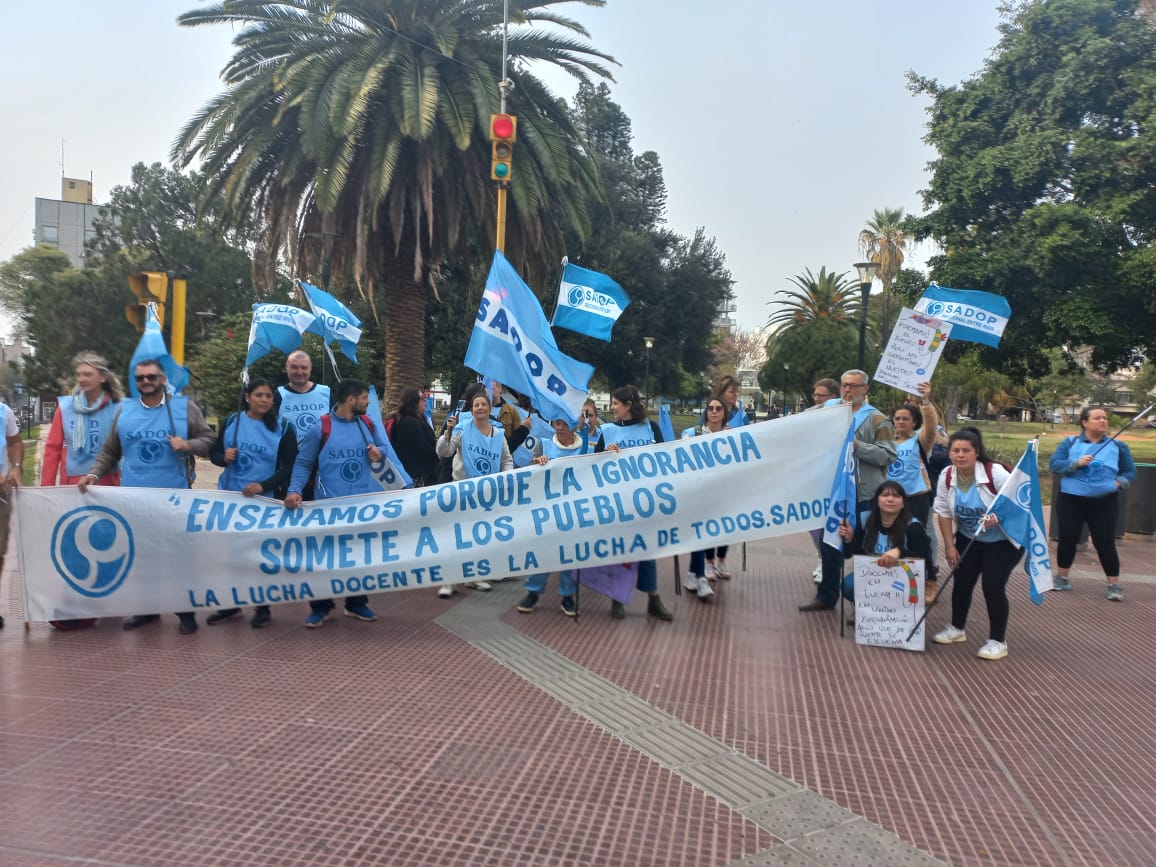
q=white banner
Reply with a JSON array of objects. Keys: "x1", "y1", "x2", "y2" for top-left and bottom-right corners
[
  {"x1": 17, "y1": 407, "x2": 850, "y2": 621},
  {"x1": 852, "y1": 556, "x2": 926, "y2": 652}
]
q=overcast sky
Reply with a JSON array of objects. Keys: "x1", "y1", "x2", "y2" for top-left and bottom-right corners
[{"x1": 1, "y1": 1, "x2": 1005, "y2": 340}]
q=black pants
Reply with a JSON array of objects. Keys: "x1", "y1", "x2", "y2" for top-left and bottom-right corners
[
  {"x1": 818, "y1": 500, "x2": 873, "y2": 606},
  {"x1": 951, "y1": 534, "x2": 1023, "y2": 642},
  {"x1": 1055, "y1": 491, "x2": 1120, "y2": 576}
]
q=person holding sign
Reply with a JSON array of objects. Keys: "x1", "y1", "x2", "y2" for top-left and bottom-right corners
[
  {"x1": 932, "y1": 429, "x2": 1020, "y2": 661},
  {"x1": 838, "y1": 480, "x2": 931, "y2": 626},
  {"x1": 285, "y1": 379, "x2": 389, "y2": 628},
  {"x1": 1048, "y1": 407, "x2": 1136, "y2": 601},
  {"x1": 595, "y1": 385, "x2": 673, "y2": 622},
  {"x1": 436, "y1": 390, "x2": 514, "y2": 597},
  {"x1": 207, "y1": 379, "x2": 298, "y2": 629}
]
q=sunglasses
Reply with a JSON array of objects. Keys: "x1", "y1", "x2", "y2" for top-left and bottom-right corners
[
  {"x1": 135, "y1": 373, "x2": 161, "y2": 382},
  {"x1": 707, "y1": 405, "x2": 725, "y2": 411}
]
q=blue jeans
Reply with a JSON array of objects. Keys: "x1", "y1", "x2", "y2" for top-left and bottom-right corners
[
  {"x1": 636, "y1": 560, "x2": 657, "y2": 594},
  {"x1": 524, "y1": 571, "x2": 576, "y2": 596},
  {"x1": 689, "y1": 546, "x2": 729, "y2": 575}
]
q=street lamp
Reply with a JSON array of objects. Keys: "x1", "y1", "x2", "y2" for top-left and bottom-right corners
[
  {"x1": 643, "y1": 336, "x2": 656, "y2": 405},
  {"x1": 853, "y1": 261, "x2": 879, "y2": 370}
]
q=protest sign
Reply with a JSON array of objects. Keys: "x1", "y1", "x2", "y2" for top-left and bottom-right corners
[
  {"x1": 576, "y1": 563, "x2": 638, "y2": 604},
  {"x1": 873, "y1": 308, "x2": 951, "y2": 395},
  {"x1": 852, "y1": 555, "x2": 926, "y2": 652}
]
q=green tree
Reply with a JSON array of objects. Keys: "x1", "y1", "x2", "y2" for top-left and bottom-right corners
[
  {"x1": 174, "y1": 0, "x2": 616, "y2": 408},
  {"x1": 909, "y1": 0, "x2": 1156, "y2": 376},
  {"x1": 766, "y1": 267, "x2": 859, "y2": 330},
  {"x1": 857, "y1": 206, "x2": 908, "y2": 347},
  {"x1": 759, "y1": 318, "x2": 859, "y2": 408}
]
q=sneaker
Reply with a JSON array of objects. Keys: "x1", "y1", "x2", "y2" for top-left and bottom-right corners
[
  {"x1": 470, "y1": 581, "x2": 493, "y2": 592},
  {"x1": 304, "y1": 609, "x2": 331, "y2": 628},
  {"x1": 610, "y1": 600, "x2": 626, "y2": 619},
  {"x1": 696, "y1": 576, "x2": 715, "y2": 599},
  {"x1": 925, "y1": 580, "x2": 939, "y2": 604},
  {"x1": 812, "y1": 561, "x2": 822, "y2": 584},
  {"x1": 177, "y1": 613, "x2": 198, "y2": 635},
  {"x1": 683, "y1": 574, "x2": 700, "y2": 593},
  {"x1": 344, "y1": 603, "x2": 377, "y2": 622},
  {"x1": 1051, "y1": 576, "x2": 1073, "y2": 592},
  {"x1": 1106, "y1": 583, "x2": 1124, "y2": 602},
  {"x1": 932, "y1": 625, "x2": 967, "y2": 644},
  {"x1": 977, "y1": 639, "x2": 1008, "y2": 660},
  {"x1": 250, "y1": 607, "x2": 272, "y2": 629},
  {"x1": 560, "y1": 596, "x2": 578, "y2": 617},
  {"x1": 516, "y1": 591, "x2": 539, "y2": 613},
  {"x1": 206, "y1": 608, "x2": 241, "y2": 625},
  {"x1": 437, "y1": 585, "x2": 455, "y2": 599},
  {"x1": 713, "y1": 561, "x2": 731, "y2": 579}
]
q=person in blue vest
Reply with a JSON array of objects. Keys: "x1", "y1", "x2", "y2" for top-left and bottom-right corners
[
  {"x1": 595, "y1": 384, "x2": 673, "y2": 622},
  {"x1": 435, "y1": 389, "x2": 514, "y2": 597},
  {"x1": 41, "y1": 352, "x2": 124, "y2": 630},
  {"x1": 837, "y1": 480, "x2": 931, "y2": 627},
  {"x1": 206, "y1": 378, "x2": 299, "y2": 629},
  {"x1": 278, "y1": 350, "x2": 331, "y2": 441},
  {"x1": 78, "y1": 359, "x2": 216, "y2": 635},
  {"x1": 679, "y1": 397, "x2": 730, "y2": 600},
  {"x1": 800, "y1": 369, "x2": 897, "y2": 613},
  {"x1": 0, "y1": 395, "x2": 24, "y2": 631},
  {"x1": 515, "y1": 415, "x2": 586, "y2": 616},
  {"x1": 285, "y1": 378, "x2": 388, "y2": 628},
  {"x1": 1049, "y1": 406, "x2": 1137, "y2": 601}
]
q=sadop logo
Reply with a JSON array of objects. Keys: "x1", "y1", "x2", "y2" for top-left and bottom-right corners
[
  {"x1": 567, "y1": 285, "x2": 586, "y2": 307},
  {"x1": 50, "y1": 506, "x2": 134, "y2": 597},
  {"x1": 138, "y1": 440, "x2": 166, "y2": 464},
  {"x1": 295, "y1": 414, "x2": 317, "y2": 434},
  {"x1": 925, "y1": 301, "x2": 945, "y2": 317},
  {"x1": 340, "y1": 459, "x2": 364, "y2": 483},
  {"x1": 472, "y1": 457, "x2": 494, "y2": 475},
  {"x1": 234, "y1": 451, "x2": 255, "y2": 475},
  {"x1": 1015, "y1": 479, "x2": 1033, "y2": 509}
]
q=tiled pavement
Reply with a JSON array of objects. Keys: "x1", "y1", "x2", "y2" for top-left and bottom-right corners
[{"x1": 1, "y1": 459, "x2": 1154, "y2": 865}]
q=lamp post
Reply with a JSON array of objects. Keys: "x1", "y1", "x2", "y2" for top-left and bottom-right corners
[
  {"x1": 643, "y1": 336, "x2": 655, "y2": 405},
  {"x1": 853, "y1": 261, "x2": 879, "y2": 371}
]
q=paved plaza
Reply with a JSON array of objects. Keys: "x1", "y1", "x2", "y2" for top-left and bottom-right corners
[{"x1": 1, "y1": 457, "x2": 1153, "y2": 866}]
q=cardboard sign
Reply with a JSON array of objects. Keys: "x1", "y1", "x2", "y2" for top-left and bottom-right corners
[
  {"x1": 852, "y1": 555, "x2": 926, "y2": 652},
  {"x1": 874, "y1": 308, "x2": 951, "y2": 395}
]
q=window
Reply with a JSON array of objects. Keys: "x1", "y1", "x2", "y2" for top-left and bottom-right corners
[{"x1": 39, "y1": 225, "x2": 59, "y2": 244}]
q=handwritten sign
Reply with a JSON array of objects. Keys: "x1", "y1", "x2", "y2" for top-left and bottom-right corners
[
  {"x1": 852, "y1": 555, "x2": 925, "y2": 652},
  {"x1": 873, "y1": 307, "x2": 951, "y2": 396}
]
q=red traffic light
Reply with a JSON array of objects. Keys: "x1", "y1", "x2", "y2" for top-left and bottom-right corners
[{"x1": 492, "y1": 114, "x2": 515, "y2": 140}]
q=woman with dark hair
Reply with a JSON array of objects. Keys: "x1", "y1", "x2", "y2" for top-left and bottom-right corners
[
  {"x1": 595, "y1": 385, "x2": 673, "y2": 621},
  {"x1": 391, "y1": 386, "x2": 438, "y2": 487},
  {"x1": 932, "y1": 428, "x2": 1020, "y2": 661},
  {"x1": 709, "y1": 375, "x2": 748, "y2": 428},
  {"x1": 208, "y1": 378, "x2": 298, "y2": 628},
  {"x1": 1049, "y1": 406, "x2": 1136, "y2": 601},
  {"x1": 680, "y1": 397, "x2": 732, "y2": 597},
  {"x1": 838, "y1": 480, "x2": 931, "y2": 626}
]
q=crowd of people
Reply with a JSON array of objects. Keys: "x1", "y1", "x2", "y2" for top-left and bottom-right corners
[{"x1": 5, "y1": 349, "x2": 1140, "y2": 661}]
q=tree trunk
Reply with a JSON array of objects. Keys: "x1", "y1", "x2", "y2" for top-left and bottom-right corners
[{"x1": 380, "y1": 221, "x2": 426, "y2": 412}]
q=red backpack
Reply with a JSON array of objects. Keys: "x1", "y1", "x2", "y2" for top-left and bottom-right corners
[{"x1": 318, "y1": 413, "x2": 377, "y2": 447}]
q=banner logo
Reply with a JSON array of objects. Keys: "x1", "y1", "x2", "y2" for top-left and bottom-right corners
[
  {"x1": 567, "y1": 285, "x2": 586, "y2": 307},
  {"x1": 50, "y1": 506, "x2": 134, "y2": 597},
  {"x1": 925, "y1": 301, "x2": 944, "y2": 316},
  {"x1": 235, "y1": 451, "x2": 255, "y2": 475},
  {"x1": 295, "y1": 415, "x2": 316, "y2": 434},
  {"x1": 1016, "y1": 480, "x2": 1032, "y2": 509},
  {"x1": 138, "y1": 440, "x2": 165, "y2": 464},
  {"x1": 340, "y1": 460, "x2": 364, "y2": 484}
]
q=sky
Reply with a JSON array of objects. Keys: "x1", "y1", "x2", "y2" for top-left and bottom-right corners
[{"x1": 1, "y1": 1, "x2": 1006, "y2": 341}]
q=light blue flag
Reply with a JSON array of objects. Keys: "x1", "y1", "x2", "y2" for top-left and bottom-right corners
[
  {"x1": 914, "y1": 284, "x2": 1011, "y2": 348},
  {"x1": 129, "y1": 304, "x2": 190, "y2": 398},
  {"x1": 299, "y1": 281, "x2": 363, "y2": 363},
  {"x1": 246, "y1": 304, "x2": 323, "y2": 368},
  {"x1": 364, "y1": 386, "x2": 413, "y2": 490},
  {"x1": 987, "y1": 439, "x2": 1053, "y2": 604},
  {"x1": 512, "y1": 412, "x2": 555, "y2": 468},
  {"x1": 465, "y1": 252, "x2": 594, "y2": 425},
  {"x1": 658, "y1": 403, "x2": 675, "y2": 444},
  {"x1": 552, "y1": 262, "x2": 630, "y2": 342},
  {"x1": 729, "y1": 401, "x2": 749, "y2": 428},
  {"x1": 424, "y1": 396, "x2": 434, "y2": 428},
  {"x1": 822, "y1": 425, "x2": 858, "y2": 550}
]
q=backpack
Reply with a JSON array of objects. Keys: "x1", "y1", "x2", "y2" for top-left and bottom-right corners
[
  {"x1": 319, "y1": 413, "x2": 376, "y2": 447},
  {"x1": 383, "y1": 414, "x2": 397, "y2": 442},
  {"x1": 943, "y1": 460, "x2": 1008, "y2": 495},
  {"x1": 923, "y1": 442, "x2": 950, "y2": 490}
]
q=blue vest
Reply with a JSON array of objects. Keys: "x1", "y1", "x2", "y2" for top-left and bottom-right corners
[
  {"x1": 219, "y1": 414, "x2": 283, "y2": 493},
  {"x1": 954, "y1": 482, "x2": 1006, "y2": 542},
  {"x1": 316, "y1": 415, "x2": 383, "y2": 498},
  {"x1": 279, "y1": 384, "x2": 331, "y2": 440},
  {"x1": 118, "y1": 397, "x2": 190, "y2": 489},
  {"x1": 601, "y1": 421, "x2": 655, "y2": 450},
  {"x1": 541, "y1": 436, "x2": 583, "y2": 461},
  {"x1": 888, "y1": 437, "x2": 929, "y2": 496},
  {"x1": 459, "y1": 424, "x2": 505, "y2": 477},
  {"x1": 1061, "y1": 437, "x2": 1120, "y2": 498},
  {"x1": 57, "y1": 395, "x2": 120, "y2": 477}
]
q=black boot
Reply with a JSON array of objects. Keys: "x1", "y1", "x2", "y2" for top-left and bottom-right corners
[
  {"x1": 647, "y1": 594, "x2": 673, "y2": 622},
  {"x1": 251, "y1": 606, "x2": 272, "y2": 629},
  {"x1": 206, "y1": 608, "x2": 242, "y2": 625},
  {"x1": 177, "y1": 613, "x2": 198, "y2": 635},
  {"x1": 123, "y1": 614, "x2": 160, "y2": 631}
]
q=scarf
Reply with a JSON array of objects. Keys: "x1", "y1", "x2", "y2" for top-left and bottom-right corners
[{"x1": 69, "y1": 390, "x2": 107, "y2": 455}]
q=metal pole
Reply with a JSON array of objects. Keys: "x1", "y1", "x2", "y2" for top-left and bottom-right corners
[
  {"x1": 496, "y1": 185, "x2": 508, "y2": 254},
  {"x1": 495, "y1": 0, "x2": 510, "y2": 253},
  {"x1": 857, "y1": 281, "x2": 870, "y2": 370}
]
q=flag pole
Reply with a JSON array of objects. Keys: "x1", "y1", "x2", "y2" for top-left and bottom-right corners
[
  {"x1": 548, "y1": 257, "x2": 568, "y2": 325},
  {"x1": 1088, "y1": 402, "x2": 1155, "y2": 459}
]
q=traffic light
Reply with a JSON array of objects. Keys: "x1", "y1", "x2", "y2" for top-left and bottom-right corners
[
  {"x1": 490, "y1": 113, "x2": 517, "y2": 181},
  {"x1": 126, "y1": 272, "x2": 169, "y2": 332}
]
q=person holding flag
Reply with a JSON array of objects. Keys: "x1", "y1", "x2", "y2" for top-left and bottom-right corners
[
  {"x1": 1048, "y1": 407, "x2": 1136, "y2": 601},
  {"x1": 931, "y1": 429, "x2": 1020, "y2": 660},
  {"x1": 278, "y1": 350, "x2": 331, "y2": 441}
]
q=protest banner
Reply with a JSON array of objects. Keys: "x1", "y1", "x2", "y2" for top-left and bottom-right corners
[
  {"x1": 913, "y1": 284, "x2": 1010, "y2": 348},
  {"x1": 852, "y1": 555, "x2": 926, "y2": 652},
  {"x1": 16, "y1": 406, "x2": 849, "y2": 621},
  {"x1": 873, "y1": 307, "x2": 951, "y2": 395}
]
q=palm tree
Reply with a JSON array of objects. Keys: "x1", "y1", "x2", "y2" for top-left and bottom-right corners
[
  {"x1": 858, "y1": 206, "x2": 908, "y2": 347},
  {"x1": 766, "y1": 267, "x2": 859, "y2": 331},
  {"x1": 173, "y1": 0, "x2": 615, "y2": 406}
]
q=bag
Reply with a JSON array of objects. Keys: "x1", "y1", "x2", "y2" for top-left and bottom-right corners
[
  {"x1": 925, "y1": 442, "x2": 950, "y2": 490},
  {"x1": 384, "y1": 414, "x2": 397, "y2": 442}
]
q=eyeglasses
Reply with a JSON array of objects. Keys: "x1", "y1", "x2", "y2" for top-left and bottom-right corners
[
  {"x1": 707, "y1": 405, "x2": 725, "y2": 412},
  {"x1": 135, "y1": 373, "x2": 161, "y2": 383},
  {"x1": 841, "y1": 382, "x2": 866, "y2": 390}
]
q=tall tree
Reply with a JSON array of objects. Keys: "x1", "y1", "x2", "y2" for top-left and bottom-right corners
[
  {"x1": 909, "y1": 0, "x2": 1156, "y2": 376},
  {"x1": 766, "y1": 267, "x2": 858, "y2": 330},
  {"x1": 174, "y1": 0, "x2": 616, "y2": 407},
  {"x1": 857, "y1": 206, "x2": 908, "y2": 347}
]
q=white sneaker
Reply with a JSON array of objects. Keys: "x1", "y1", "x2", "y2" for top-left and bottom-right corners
[
  {"x1": 977, "y1": 639, "x2": 1008, "y2": 660},
  {"x1": 683, "y1": 574, "x2": 700, "y2": 593},
  {"x1": 437, "y1": 585, "x2": 455, "y2": 599},
  {"x1": 471, "y1": 581, "x2": 493, "y2": 592},
  {"x1": 696, "y1": 576, "x2": 715, "y2": 599},
  {"x1": 812, "y1": 561, "x2": 822, "y2": 584},
  {"x1": 932, "y1": 625, "x2": 967, "y2": 644},
  {"x1": 713, "y1": 561, "x2": 731, "y2": 579}
]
